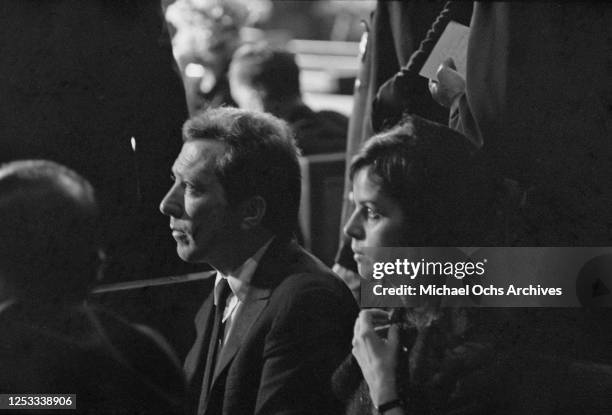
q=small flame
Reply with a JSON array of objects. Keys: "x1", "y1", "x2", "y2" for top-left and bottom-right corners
[{"x1": 130, "y1": 137, "x2": 136, "y2": 152}]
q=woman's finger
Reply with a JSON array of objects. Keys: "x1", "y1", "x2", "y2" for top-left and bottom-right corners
[
  {"x1": 359, "y1": 309, "x2": 391, "y2": 328},
  {"x1": 387, "y1": 324, "x2": 400, "y2": 350},
  {"x1": 436, "y1": 65, "x2": 464, "y2": 91},
  {"x1": 428, "y1": 78, "x2": 439, "y2": 94}
]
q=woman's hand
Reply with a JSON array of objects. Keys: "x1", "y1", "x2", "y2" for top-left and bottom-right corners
[
  {"x1": 352, "y1": 309, "x2": 401, "y2": 406},
  {"x1": 428, "y1": 58, "x2": 466, "y2": 108}
]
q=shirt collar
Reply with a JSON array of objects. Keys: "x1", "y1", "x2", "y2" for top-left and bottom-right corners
[{"x1": 215, "y1": 237, "x2": 274, "y2": 303}]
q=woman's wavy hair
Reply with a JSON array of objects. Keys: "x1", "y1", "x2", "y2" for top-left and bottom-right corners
[{"x1": 349, "y1": 114, "x2": 494, "y2": 245}]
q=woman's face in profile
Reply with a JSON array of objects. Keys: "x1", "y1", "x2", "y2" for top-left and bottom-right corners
[{"x1": 344, "y1": 167, "x2": 408, "y2": 278}]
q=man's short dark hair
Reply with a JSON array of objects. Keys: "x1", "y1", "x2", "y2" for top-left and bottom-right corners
[
  {"x1": 230, "y1": 43, "x2": 301, "y2": 101},
  {"x1": 0, "y1": 160, "x2": 100, "y2": 303},
  {"x1": 183, "y1": 107, "x2": 301, "y2": 239},
  {"x1": 349, "y1": 115, "x2": 490, "y2": 244}
]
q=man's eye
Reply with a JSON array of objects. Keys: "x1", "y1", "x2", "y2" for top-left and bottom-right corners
[
  {"x1": 184, "y1": 183, "x2": 201, "y2": 195},
  {"x1": 366, "y1": 207, "x2": 381, "y2": 220}
]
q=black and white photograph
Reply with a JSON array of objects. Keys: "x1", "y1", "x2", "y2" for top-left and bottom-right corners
[{"x1": 1, "y1": 1, "x2": 611, "y2": 414}]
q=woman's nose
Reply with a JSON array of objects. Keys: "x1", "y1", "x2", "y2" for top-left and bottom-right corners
[{"x1": 344, "y1": 209, "x2": 364, "y2": 240}]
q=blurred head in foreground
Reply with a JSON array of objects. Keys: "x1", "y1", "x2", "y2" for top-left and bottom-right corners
[{"x1": 0, "y1": 160, "x2": 101, "y2": 306}]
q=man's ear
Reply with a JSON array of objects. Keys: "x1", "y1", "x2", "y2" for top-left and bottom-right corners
[{"x1": 240, "y1": 195, "x2": 266, "y2": 230}]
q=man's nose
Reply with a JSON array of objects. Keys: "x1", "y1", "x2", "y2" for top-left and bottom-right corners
[
  {"x1": 159, "y1": 185, "x2": 183, "y2": 218},
  {"x1": 343, "y1": 209, "x2": 364, "y2": 240}
]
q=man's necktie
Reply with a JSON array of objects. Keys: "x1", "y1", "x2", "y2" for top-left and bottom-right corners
[{"x1": 201, "y1": 277, "x2": 231, "y2": 400}]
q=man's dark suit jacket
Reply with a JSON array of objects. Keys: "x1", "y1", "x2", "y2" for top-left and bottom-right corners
[
  {"x1": 0, "y1": 302, "x2": 186, "y2": 414},
  {"x1": 184, "y1": 239, "x2": 359, "y2": 415}
]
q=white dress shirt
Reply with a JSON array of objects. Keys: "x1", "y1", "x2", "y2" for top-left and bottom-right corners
[{"x1": 214, "y1": 237, "x2": 274, "y2": 345}]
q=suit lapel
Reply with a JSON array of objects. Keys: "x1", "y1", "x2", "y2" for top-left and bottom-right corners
[
  {"x1": 184, "y1": 283, "x2": 215, "y2": 383},
  {"x1": 211, "y1": 288, "x2": 272, "y2": 383},
  {"x1": 200, "y1": 239, "x2": 299, "y2": 414}
]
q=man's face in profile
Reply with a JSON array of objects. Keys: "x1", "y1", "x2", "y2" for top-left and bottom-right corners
[{"x1": 160, "y1": 140, "x2": 241, "y2": 264}]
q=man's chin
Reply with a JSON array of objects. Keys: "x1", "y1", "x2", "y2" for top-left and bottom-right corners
[{"x1": 176, "y1": 245, "x2": 202, "y2": 263}]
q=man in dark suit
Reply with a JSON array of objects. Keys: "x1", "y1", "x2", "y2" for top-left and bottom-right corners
[
  {"x1": 159, "y1": 107, "x2": 358, "y2": 415},
  {"x1": 0, "y1": 160, "x2": 186, "y2": 414}
]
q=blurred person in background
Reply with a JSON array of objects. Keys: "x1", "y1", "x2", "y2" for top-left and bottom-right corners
[
  {"x1": 229, "y1": 43, "x2": 348, "y2": 155},
  {"x1": 165, "y1": 0, "x2": 271, "y2": 115}
]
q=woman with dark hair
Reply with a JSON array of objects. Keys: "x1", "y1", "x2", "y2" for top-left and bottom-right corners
[
  {"x1": 332, "y1": 114, "x2": 500, "y2": 415},
  {"x1": 333, "y1": 115, "x2": 612, "y2": 415},
  {"x1": 345, "y1": 114, "x2": 488, "y2": 250}
]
